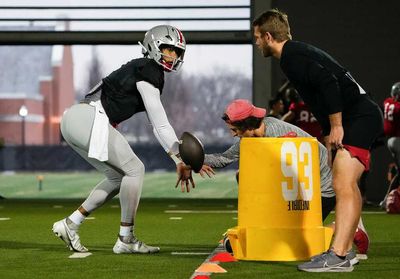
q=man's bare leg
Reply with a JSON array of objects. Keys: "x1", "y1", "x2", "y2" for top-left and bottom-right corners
[{"x1": 330, "y1": 149, "x2": 365, "y2": 256}]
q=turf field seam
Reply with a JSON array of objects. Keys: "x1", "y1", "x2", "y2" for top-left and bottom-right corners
[
  {"x1": 330, "y1": 211, "x2": 386, "y2": 215},
  {"x1": 164, "y1": 210, "x2": 237, "y2": 214}
]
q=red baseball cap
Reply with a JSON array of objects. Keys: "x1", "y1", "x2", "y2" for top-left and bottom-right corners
[{"x1": 225, "y1": 99, "x2": 266, "y2": 122}]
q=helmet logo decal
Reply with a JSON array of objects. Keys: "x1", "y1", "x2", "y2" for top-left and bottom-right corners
[{"x1": 175, "y1": 28, "x2": 184, "y2": 46}]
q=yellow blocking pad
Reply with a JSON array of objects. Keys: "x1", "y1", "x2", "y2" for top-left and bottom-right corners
[{"x1": 227, "y1": 138, "x2": 333, "y2": 261}]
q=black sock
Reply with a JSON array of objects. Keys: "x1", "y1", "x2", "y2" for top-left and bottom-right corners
[{"x1": 336, "y1": 254, "x2": 346, "y2": 260}]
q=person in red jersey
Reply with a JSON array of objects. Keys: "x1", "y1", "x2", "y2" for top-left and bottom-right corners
[
  {"x1": 381, "y1": 82, "x2": 400, "y2": 208},
  {"x1": 282, "y1": 87, "x2": 323, "y2": 143},
  {"x1": 383, "y1": 82, "x2": 400, "y2": 138}
]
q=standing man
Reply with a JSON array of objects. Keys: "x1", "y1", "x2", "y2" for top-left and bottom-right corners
[
  {"x1": 52, "y1": 25, "x2": 193, "y2": 254},
  {"x1": 381, "y1": 82, "x2": 400, "y2": 207},
  {"x1": 252, "y1": 10, "x2": 383, "y2": 272}
]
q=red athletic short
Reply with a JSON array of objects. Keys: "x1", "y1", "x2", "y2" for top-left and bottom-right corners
[{"x1": 343, "y1": 144, "x2": 371, "y2": 171}]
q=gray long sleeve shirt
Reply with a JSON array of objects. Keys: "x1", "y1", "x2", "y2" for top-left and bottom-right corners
[{"x1": 204, "y1": 117, "x2": 335, "y2": 197}]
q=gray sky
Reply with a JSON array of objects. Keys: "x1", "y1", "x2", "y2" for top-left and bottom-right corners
[
  {"x1": 0, "y1": 0, "x2": 252, "y2": 92},
  {"x1": 73, "y1": 45, "x2": 252, "y2": 93}
]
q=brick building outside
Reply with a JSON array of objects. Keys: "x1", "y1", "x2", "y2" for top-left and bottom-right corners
[{"x1": 0, "y1": 25, "x2": 74, "y2": 146}]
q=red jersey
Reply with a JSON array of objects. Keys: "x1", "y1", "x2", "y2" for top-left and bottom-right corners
[
  {"x1": 289, "y1": 101, "x2": 323, "y2": 141},
  {"x1": 383, "y1": 97, "x2": 400, "y2": 137}
]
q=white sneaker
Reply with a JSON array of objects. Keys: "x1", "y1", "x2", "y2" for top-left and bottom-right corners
[
  {"x1": 52, "y1": 218, "x2": 88, "y2": 252},
  {"x1": 113, "y1": 236, "x2": 160, "y2": 254}
]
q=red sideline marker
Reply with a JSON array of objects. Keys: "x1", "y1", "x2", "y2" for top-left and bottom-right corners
[{"x1": 210, "y1": 252, "x2": 237, "y2": 263}]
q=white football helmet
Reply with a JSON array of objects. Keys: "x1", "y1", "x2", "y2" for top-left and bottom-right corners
[
  {"x1": 391, "y1": 82, "x2": 400, "y2": 100},
  {"x1": 138, "y1": 25, "x2": 186, "y2": 72}
]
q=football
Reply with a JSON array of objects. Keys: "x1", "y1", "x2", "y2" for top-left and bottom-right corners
[
  {"x1": 179, "y1": 132, "x2": 205, "y2": 173},
  {"x1": 386, "y1": 187, "x2": 400, "y2": 214},
  {"x1": 223, "y1": 235, "x2": 233, "y2": 253}
]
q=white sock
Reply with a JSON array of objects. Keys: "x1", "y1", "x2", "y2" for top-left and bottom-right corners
[
  {"x1": 358, "y1": 217, "x2": 367, "y2": 233},
  {"x1": 119, "y1": 225, "x2": 133, "y2": 237},
  {"x1": 68, "y1": 210, "x2": 86, "y2": 226}
]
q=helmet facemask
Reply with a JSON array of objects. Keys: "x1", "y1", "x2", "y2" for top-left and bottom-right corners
[{"x1": 158, "y1": 45, "x2": 185, "y2": 72}]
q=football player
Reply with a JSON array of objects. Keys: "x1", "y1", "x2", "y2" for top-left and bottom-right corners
[
  {"x1": 267, "y1": 97, "x2": 284, "y2": 119},
  {"x1": 282, "y1": 87, "x2": 323, "y2": 143},
  {"x1": 52, "y1": 25, "x2": 192, "y2": 254},
  {"x1": 381, "y1": 82, "x2": 400, "y2": 207}
]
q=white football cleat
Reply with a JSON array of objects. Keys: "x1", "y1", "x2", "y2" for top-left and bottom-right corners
[
  {"x1": 52, "y1": 218, "x2": 88, "y2": 252},
  {"x1": 113, "y1": 236, "x2": 160, "y2": 254}
]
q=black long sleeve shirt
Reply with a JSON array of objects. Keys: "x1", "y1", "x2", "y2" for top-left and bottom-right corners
[
  {"x1": 100, "y1": 58, "x2": 165, "y2": 124},
  {"x1": 280, "y1": 40, "x2": 368, "y2": 135}
]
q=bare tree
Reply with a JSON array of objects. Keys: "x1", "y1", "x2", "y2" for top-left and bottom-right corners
[
  {"x1": 75, "y1": 46, "x2": 104, "y2": 99},
  {"x1": 86, "y1": 46, "x2": 103, "y2": 92},
  {"x1": 162, "y1": 72, "x2": 195, "y2": 134},
  {"x1": 190, "y1": 69, "x2": 252, "y2": 142}
]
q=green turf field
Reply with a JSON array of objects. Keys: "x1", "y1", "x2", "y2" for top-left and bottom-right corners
[
  {"x1": 0, "y1": 171, "x2": 238, "y2": 199},
  {"x1": 1, "y1": 172, "x2": 400, "y2": 278},
  {"x1": 0, "y1": 199, "x2": 399, "y2": 278}
]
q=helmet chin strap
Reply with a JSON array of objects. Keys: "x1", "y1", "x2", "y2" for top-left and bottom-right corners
[{"x1": 161, "y1": 60, "x2": 173, "y2": 72}]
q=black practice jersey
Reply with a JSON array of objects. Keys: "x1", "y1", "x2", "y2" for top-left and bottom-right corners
[
  {"x1": 280, "y1": 40, "x2": 371, "y2": 135},
  {"x1": 98, "y1": 58, "x2": 164, "y2": 124}
]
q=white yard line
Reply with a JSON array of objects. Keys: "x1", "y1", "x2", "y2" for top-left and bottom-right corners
[
  {"x1": 169, "y1": 217, "x2": 183, "y2": 220},
  {"x1": 69, "y1": 252, "x2": 92, "y2": 259},
  {"x1": 171, "y1": 252, "x2": 211, "y2": 255},
  {"x1": 0, "y1": 217, "x2": 10, "y2": 221}
]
